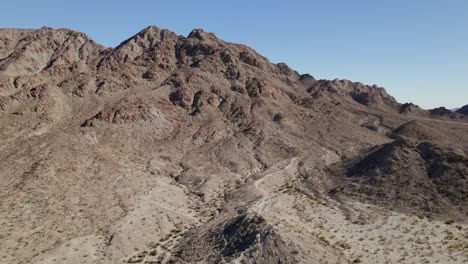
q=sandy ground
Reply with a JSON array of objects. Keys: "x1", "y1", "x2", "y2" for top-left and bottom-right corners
[{"x1": 248, "y1": 158, "x2": 468, "y2": 264}]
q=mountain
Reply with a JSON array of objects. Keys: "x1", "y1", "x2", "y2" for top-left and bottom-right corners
[
  {"x1": 0, "y1": 26, "x2": 467, "y2": 264},
  {"x1": 456, "y1": 104, "x2": 468, "y2": 116}
]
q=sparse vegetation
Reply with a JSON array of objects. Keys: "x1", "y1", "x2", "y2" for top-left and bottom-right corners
[
  {"x1": 335, "y1": 241, "x2": 351, "y2": 250},
  {"x1": 127, "y1": 257, "x2": 143, "y2": 263},
  {"x1": 149, "y1": 242, "x2": 159, "y2": 248},
  {"x1": 318, "y1": 236, "x2": 330, "y2": 246},
  {"x1": 445, "y1": 219, "x2": 455, "y2": 225}
]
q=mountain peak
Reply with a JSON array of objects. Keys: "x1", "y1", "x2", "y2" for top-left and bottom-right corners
[
  {"x1": 0, "y1": 27, "x2": 104, "y2": 76},
  {"x1": 137, "y1": 25, "x2": 161, "y2": 35},
  {"x1": 117, "y1": 25, "x2": 168, "y2": 48},
  {"x1": 188, "y1": 28, "x2": 217, "y2": 40}
]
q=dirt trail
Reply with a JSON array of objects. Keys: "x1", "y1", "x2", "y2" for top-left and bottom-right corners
[{"x1": 253, "y1": 157, "x2": 299, "y2": 214}]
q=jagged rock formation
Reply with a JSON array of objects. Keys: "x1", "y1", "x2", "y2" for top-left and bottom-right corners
[
  {"x1": 429, "y1": 106, "x2": 466, "y2": 120},
  {"x1": 0, "y1": 26, "x2": 467, "y2": 264},
  {"x1": 397, "y1": 102, "x2": 467, "y2": 121},
  {"x1": 399, "y1": 103, "x2": 427, "y2": 116},
  {"x1": 169, "y1": 213, "x2": 345, "y2": 264}
]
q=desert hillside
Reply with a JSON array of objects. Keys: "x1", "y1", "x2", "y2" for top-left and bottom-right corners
[{"x1": 0, "y1": 26, "x2": 467, "y2": 264}]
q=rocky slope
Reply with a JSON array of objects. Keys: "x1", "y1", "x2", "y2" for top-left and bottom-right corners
[
  {"x1": 456, "y1": 104, "x2": 468, "y2": 116},
  {"x1": 0, "y1": 26, "x2": 467, "y2": 264}
]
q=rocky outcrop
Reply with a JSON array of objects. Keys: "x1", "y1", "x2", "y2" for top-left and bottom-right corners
[
  {"x1": 399, "y1": 102, "x2": 428, "y2": 117},
  {"x1": 329, "y1": 138, "x2": 468, "y2": 219},
  {"x1": 0, "y1": 27, "x2": 104, "y2": 76},
  {"x1": 304, "y1": 79, "x2": 400, "y2": 111},
  {"x1": 430, "y1": 106, "x2": 466, "y2": 120},
  {"x1": 456, "y1": 104, "x2": 468, "y2": 116},
  {"x1": 170, "y1": 213, "x2": 347, "y2": 264}
]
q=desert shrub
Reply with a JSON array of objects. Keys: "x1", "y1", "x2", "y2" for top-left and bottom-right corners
[
  {"x1": 318, "y1": 236, "x2": 330, "y2": 246},
  {"x1": 127, "y1": 257, "x2": 143, "y2": 263},
  {"x1": 445, "y1": 219, "x2": 455, "y2": 225}
]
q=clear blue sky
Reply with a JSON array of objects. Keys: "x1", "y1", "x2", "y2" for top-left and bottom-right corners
[{"x1": 2, "y1": 0, "x2": 467, "y2": 109}]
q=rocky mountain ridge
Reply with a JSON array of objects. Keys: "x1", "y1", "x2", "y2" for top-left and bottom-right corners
[{"x1": 0, "y1": 26, "x2": 467, "y2": 264}]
